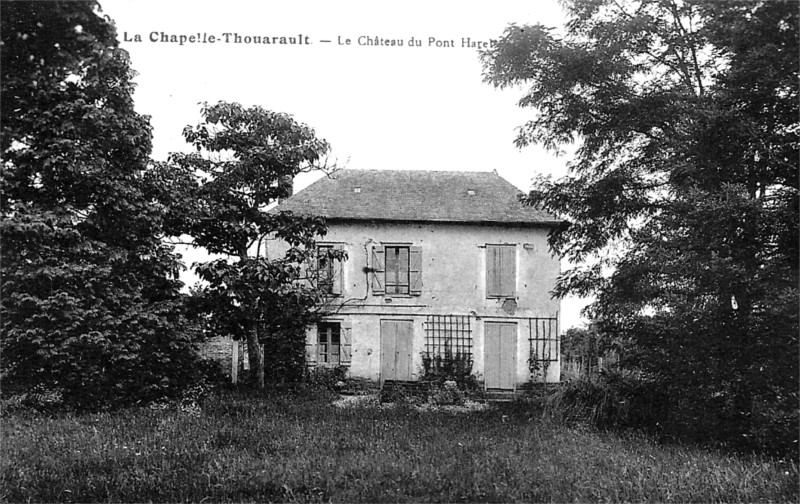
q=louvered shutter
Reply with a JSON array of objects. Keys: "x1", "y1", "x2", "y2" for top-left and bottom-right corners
[
  {"x1": 371, "y1": 247, "x2": 385, "y2": 295},
  {"x1": 331, "y1": 244, "x2": 344, "y2": 296},
  {"x1": 340, "y1": 325, "x2": 352, "y2": 365},
  {"x1": 409, "y1": 246, "x2": 423, "y2": 296}
]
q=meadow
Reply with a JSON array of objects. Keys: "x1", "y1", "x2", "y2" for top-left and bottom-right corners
[{"x1": 2, "y1": 390, "x2": 797, "y2": 503}]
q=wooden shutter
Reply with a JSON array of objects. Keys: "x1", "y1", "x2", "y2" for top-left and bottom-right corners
[
  {"x1": 340, "y1": 324, "x2": 352, "y2": 365},
  {"x1": 409, "y1": 246, "x2": 423, "y2": 296},
  {"x1": 305, "y1": 327, "x2": 318, "y2": 367},
  {"x1": 371, "y1": 247, "x2": 385, "y2": 295},
  {"x1": 500, "y1": 245, "x2": 517, "y2": 297},
  {"x1": 487, "y1": 245, "x2": 516, "y2": 298},
  {"x1": 487, "y1": 245, "x2": 500, "y2": 297},
  {"x1": 500, "y1": 245, "x2": 516, "y2": 297},
  {"x1": 331, "y1": 244, "x2": 344, "y2": 296}
]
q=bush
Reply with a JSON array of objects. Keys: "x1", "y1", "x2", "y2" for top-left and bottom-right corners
[
  {"x1": 545, "y1": 369, "x2": 666, "y2": 432},
  {"x1": 427, "y1": 381, "x2": 466, "y2": 406},
  {"x1": 304, "y1": 366, "x2": 348, "y2": 391},
  {"x1": 421, "y1": 352, "x2": 478, "y2": 391}
]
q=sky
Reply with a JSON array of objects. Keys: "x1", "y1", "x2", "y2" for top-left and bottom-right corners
[{"x1": 99, "y1": 0, "x2": 591, "y2": 329}]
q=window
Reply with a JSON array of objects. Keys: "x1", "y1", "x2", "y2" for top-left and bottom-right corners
[
  {"x1": 486, "y1": 244, "x2": 516, "y2": 298},
  {"x1": 315, "y1": 244, "x2": 343, "y2": 296},
  {"x1": 385, "y1": 246, "x2": 409, "y2": 294},
  {"x1": 317, "y1": 322, "x2": 341, "y2": 365},
  {"x1": 307, "y1": 322, "x2": 351, "y2": 367},
  {"x1": 371, "y1": 245, "x2": 422, "y2": 296},
  {"x1": 317, "y1": 245, "x2": 335, "y2": 294}
]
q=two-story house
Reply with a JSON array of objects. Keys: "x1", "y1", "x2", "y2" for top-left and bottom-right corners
[{"x1": 269, "y1": 169, "x2": 562, "y2": 390}]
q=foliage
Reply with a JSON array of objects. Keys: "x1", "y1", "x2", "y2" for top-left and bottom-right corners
[
  {"x1": 2, "y1": 390, "x2": 797, "y2": 502},
  {"x1": 303, "y1": 365, "x2": 348, "y2": 391},
  {"x1": 148, "y1": 101, "x2": 344, "y2": 389},
  {"x1": 0, "y1": 1, "x2": 203, "y2": 410},
  {"x1": 545, "y1": 369, "x2": 665, "y2": 432},
  {"x1": 482, "y1": 0, "x2": 798, "y2": 457},
  {"x1": 426, "y1": 382, "x2": 466, "y2": 406},
  {"x1": 420, "y1": 352, "x2": 478, "y2": 390}
]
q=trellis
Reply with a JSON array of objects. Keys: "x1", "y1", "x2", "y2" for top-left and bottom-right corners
[
  {"x1": 528, "y1": 317, "x2": 559, "y2": 363},
  {"x1": 424, "y1": 315, "x2": 473, "y2": 358}
]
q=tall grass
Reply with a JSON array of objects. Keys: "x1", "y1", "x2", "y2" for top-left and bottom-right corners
[{"x1": 2, "y1": 390, "x2": 796, "y2": 502}]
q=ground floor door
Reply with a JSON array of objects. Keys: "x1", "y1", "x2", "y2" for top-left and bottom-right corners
[
  {"x1": 380, "y1": 320, "x2": 414, "y2": 384},
  {"x1": 484, "y1": 321, "x2": 517, "y2": 390}
]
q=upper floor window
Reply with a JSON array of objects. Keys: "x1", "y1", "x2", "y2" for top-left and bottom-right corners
[
  {"x1": 385, "y1": 246, "x2": 409, "y2": 294},
  {"x1": 315, "y1": 244, "x2": 344, "y2": 296},
  {"x1": 486, "y1": 244, "x2": 516, "y2": 298},
  {"x1": 371, "y1": 245, "x2": 422, "y2": 296},
  {"x1": 317, "y1": 245, "x2": 335, "y2": 294}
]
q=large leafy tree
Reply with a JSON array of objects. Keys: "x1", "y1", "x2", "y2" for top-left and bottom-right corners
[
  {"x1": 1, "y1": 1, "x2": 201, "y2": 409},
  {"x1": 482, "y1": 0, "x2": 798, "y2": 454},
  {"x1": 148, "y1": 101, "x2": 343, "y2": 390}
]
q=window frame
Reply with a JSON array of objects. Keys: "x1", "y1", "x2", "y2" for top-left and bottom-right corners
[
  {"x1": 317, "y1": 322, "x2": 341, "y2": 366},
  {"x1": 371, "y1": 244, "x2": 422, "y2": 297},
  {"x1": 316, "y1": 244, "x2": 336, "y2": 295},
  {"x1": 314, "y1": 243, "x2": 344, "y2": 296},
  {"x1": 384, "y1": 245, "x2": 411, "y2": 295}
]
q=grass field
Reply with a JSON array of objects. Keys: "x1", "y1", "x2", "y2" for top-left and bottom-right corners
[{"x1": 2, "y1": 390, "x2": 797, "y2": 503}]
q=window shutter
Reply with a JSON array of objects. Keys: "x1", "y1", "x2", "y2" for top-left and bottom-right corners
[
  {"x1": 331, "y1": 244, "x2": 344, "y2": 296},
  {"x1": 487, "y1": 245, "x2": 500, "y2": 297},
  {"x1": 409, "y1": 246, "x2": 423, "y2": 296},
  {"x1": 371, "y1": 247, "x2": 385, "y2": 295},
  {"x1": 487, "y1": 245, "x2": 516, "y2": 298},
  {"x1": 340, "y1": 325, "x2": 352, "y2": 365},
  {"x1": 500, "y1": 245, "x2": 516, "y2": 297},
  {"x1": 306, "y1": 328, "x2": 318, "y2": 367}
]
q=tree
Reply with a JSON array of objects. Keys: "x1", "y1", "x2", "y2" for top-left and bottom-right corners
[
  {"x1": 482, "y1": 0, "x2": 798, "y2": 455},
  {"x1": 1, "y1": 1, "x2": 202, "y2": 409},
  {"x1": 148, "y1": 101, "x2": 343, "y2": 390}
]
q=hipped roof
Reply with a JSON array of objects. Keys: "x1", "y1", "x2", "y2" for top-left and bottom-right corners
[{"x1": 273, "y1": 169, "x2": 560, "y2": 226}]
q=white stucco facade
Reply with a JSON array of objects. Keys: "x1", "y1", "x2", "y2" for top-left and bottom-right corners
[{"x1": 267, "y1": 220, "x2": 561, "y2": 388}]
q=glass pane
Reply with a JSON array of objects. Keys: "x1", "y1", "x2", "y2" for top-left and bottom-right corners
[
  {"x1": 385, "y1": 246, "x2": 409, "y2": 294},
  {"x1": 398, "y1": 247, "x2": 409, "y2": 274}
]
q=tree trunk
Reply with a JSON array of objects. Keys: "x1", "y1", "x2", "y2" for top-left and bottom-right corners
[{"x1": 246, "y1": 327, "x2": 264, "y2": 390}]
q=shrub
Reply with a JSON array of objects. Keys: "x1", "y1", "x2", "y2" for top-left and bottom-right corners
[
  {"x1": 545, "y1": 369, "x2": 666, "y2": 432},
  {"x1": 427, "y1": 381, "x2": 466, "y2": 406},
  {"x1": 421, "y1": 352, "x2": 478, "y2": 391},
  {"x1": 304, "y1": 366, "x2": 348, "y2": 391}
]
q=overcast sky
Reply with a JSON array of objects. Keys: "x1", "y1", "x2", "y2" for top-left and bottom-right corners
[{"x1": 100, "y1": 0, "x2": 591, "y2": 328}]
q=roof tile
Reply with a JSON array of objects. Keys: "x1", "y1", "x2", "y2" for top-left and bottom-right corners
[{"x1": 273, "y1": 169, "x2": 559, "y2": 226}]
